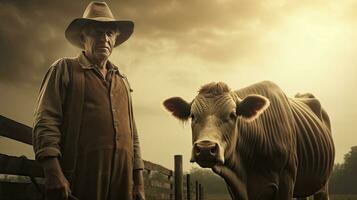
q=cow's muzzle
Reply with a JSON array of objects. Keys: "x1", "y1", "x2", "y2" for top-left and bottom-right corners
[{"x1": 190, "y1": 140, "x2": 224, "y2": 168}]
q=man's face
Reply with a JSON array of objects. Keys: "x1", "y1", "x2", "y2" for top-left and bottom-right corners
[{"x1": 81, "y1": 24, "x2": 119, "y2": 63}]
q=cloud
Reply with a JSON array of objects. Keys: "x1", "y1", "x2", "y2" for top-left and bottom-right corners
[
  {"x1": 0, "y1": 0, "x2": 299, "y2": 85},
  {"x1": 0, "y1": 1, "x2": 82, "y2": 86},
  {"x1": 118, "y1": 0, "x2": 277, "y2": 63},
  {"x1": 1, "y1": 0, "x2": 343, "y2": 86}
]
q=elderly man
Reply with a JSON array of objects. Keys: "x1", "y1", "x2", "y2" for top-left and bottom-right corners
[{"x1": 32, "y1": 2, "x2": 145, "y2": 200}]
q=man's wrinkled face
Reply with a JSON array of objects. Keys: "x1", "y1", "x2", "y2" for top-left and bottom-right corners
[{"x1": 81, "y1": 23, "x2": 119, "y2": 62}]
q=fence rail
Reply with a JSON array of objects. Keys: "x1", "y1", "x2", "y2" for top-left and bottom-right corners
[{"x1": 0, "y1": 115, "x2": 204, "y2": 200}]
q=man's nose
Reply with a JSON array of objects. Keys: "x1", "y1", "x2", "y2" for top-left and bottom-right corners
[{"x1": 98, "y1": 32, "x2": 110, "y2": 41}]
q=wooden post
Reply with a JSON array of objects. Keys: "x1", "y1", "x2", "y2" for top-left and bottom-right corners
[
  {"x1": 200, "y1": 184, "x2": 204, "y2": 200},
  {"x1": 169, "y1": 175, "x2": 174, "y2": 200},
  {"x1": 186, "y1": 174, "x2": 191, "y2": 200},
  {"x1": 195, "y1": 181, "x2": 199, "y2": 200},
  {"x1": 201, "y1": 185, "x2": 205, "y2": 200},
  {"x1": 174, "y1": 155, "x2": 183, "y2": 200}
]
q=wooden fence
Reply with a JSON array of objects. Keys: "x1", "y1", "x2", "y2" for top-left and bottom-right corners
[{"x1": 0, "y1": 115, "x2": 204, "y2": 200}]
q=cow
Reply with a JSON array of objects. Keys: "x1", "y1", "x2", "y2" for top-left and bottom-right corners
[{"x1": 163, "y1": 81, "x2": 334, "y2": 200}]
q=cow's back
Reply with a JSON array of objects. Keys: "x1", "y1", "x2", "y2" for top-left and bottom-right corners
[
  {"x1": 290, "y1": 98, "x2": 334, "y2": 197},
  {"x1": 234, "y1": 81, "x2": 296, "y2": 169}
]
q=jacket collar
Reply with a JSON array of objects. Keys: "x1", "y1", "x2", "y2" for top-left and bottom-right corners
[{"x1": 77, "y1": 52, "x2": 124, "y2": 77}]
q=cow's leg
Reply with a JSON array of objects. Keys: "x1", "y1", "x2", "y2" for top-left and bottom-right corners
[
  {"x1": 212, "y1": 165, "x2": 248, "y2": 200},
  {"x1": 276, "y1": 157, "x2": 297, "y2": 200},
  {"x1": 276, "y1": 170, "x2": 295, "y2": 200},
  {"x1": 313, "y1": 184, "x2": 329, "y2": 200},
  {"x1": 247, "y1": 172, "x2": 278, "y2": 200},
  {"x1": 257, "y1": 183, "x2": 278, "y2": 200}
]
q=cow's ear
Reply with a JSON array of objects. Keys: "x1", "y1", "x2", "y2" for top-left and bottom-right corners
[
  {"x1": 163, "y1": 97, "x2": 191, "y2": 121},
  {"x1": 236, "y1": 94, "x2": 270, "y2": 122}
]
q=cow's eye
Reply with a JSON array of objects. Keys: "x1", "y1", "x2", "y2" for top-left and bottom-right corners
[
  {"x1": 229, "y1": 112, "x2": 237, "y2": 120},
  {"x1": 191, "y1": 114, "x2": 195, "y2": 120},
  {"x1": 223, "y1": 112, "x2": 236, "y2": 123}
]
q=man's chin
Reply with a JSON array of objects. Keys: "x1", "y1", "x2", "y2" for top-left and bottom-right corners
[{"x1": 94, "y1": 53, "x2": 110, "y2": 62}]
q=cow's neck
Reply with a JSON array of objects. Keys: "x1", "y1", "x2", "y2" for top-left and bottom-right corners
[
  {"x1": 219, "y1": 151, "x2": 249, "y2": 200},
  {"x1": 236, "y1": 119, "x2": 268, "y2": 167},
  {"x1": 226, "y1": 147, "x2": 247, "y2": 180}
]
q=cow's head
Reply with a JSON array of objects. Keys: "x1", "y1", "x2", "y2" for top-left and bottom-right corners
[{"x1": 163, "y1": 82, "x2": 270, "y2": 168}]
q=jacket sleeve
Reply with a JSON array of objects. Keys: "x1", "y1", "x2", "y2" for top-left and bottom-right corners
[
  {"x1": 32, "y1": 59, "x2": 70, "y2": 162},
  {"x1": 123, "y1": 73, "x2": 145, "y2": 170},
  {"x1": 132, "y1": 113, "x2": 145, "y2": 170}
]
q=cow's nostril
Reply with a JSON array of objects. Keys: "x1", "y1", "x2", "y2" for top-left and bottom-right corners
[
  {"x1": 194, "y1": 141, "x2": 219, "y2": 160},
  {"x1": 210, "y1": 144, "x2": 218, "y2": 155},
  {"x1": 195, "y1": 145, "x2": 201, "y2": 155}
]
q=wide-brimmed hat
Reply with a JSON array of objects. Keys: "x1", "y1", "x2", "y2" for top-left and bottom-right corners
[{"x1": 65, "y1": 1, "x2": 134, "y2": 49}]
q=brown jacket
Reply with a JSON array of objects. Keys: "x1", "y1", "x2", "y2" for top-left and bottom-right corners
[{"x1": 32, "y1": 53, "x2": 144, "y2": 179}]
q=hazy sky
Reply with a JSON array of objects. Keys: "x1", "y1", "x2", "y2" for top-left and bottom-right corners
[{"x1": 0, "y1": 0, "x2": 356, "y2": 171}]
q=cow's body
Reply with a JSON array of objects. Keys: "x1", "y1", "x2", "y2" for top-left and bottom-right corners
[
  {"x1": 233, "y1": 81, "x2": 334, "y2": 199},
  {"x1": 164, "y1": 81, "x2": 335, "y2": 200}
]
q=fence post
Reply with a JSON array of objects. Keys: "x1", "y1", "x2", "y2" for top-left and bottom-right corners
[
  {"x1": 200, "y1": 184, "x2": 204, "y2": 200},
  {"x1": 195, "y1": 181, "x2": 199, "y2": 200},
  {"x1": 175, "y1": 155, "x2": 183, "y2": 200},
  {"x1": 169, "y1": 174, "x2": 174, "y2": 200},
  {"x1": 186, "y1": 174, "x2": 191, "y2": 200}
]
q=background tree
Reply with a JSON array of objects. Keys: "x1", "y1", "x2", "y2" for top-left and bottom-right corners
[
  {"x1": 329, "y1": 146, "x2": 357, "y2": 194},
  {"x1": 189, "y1": 167, "x2": 229, "y2": 196}
]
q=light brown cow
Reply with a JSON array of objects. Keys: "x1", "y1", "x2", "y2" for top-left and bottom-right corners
[{"x1": 163, "y1": 81, "x2": 334, "y2": 200}]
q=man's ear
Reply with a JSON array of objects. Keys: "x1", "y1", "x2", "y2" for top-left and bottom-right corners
[
  {"x1": 163, "y1": 97, "x2": 191, "y2": 121},
  {"x1": 236, "y1": 94, "x2": 270, "y2": 122}
]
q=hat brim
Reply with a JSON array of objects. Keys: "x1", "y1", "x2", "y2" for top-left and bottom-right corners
[{"x1": 65, "y1": 18, "x2": 134, "y2": 49}]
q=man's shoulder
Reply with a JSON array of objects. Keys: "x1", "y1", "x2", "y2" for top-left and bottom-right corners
[
  {"x1": 44, "y1": 56, "x2": 80, "y2": 81},
  {"x1": 50, "y1": 56, "x2": 79, "y2": 68},
  {"x1": 108, "y1": 60, "x2": 128, "y2": 77}
]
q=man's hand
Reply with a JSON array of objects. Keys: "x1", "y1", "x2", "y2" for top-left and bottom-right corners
[
  {"x1": 40, "y1": 157, "x2": 71, "y2": 200},
  {"x1": 133, "y1": 169, "x2": 145, "y2": 200},
  {"x1": 133, "y1": 184, "x2": 145, "y2": 200}
]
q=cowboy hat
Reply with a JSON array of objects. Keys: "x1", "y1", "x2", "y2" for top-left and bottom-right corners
[{"x1": 65, "y1": 1, "x2": 133, "y2": 49}]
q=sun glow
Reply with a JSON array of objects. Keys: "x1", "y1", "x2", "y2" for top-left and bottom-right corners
[{"x1": 268, "y1": 11, "x2": 348, "y2": 72}]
